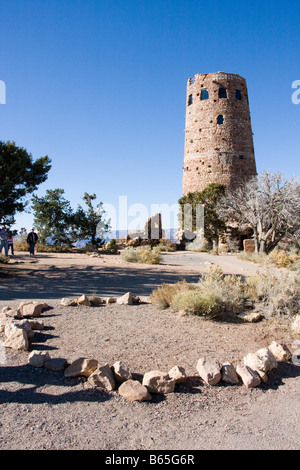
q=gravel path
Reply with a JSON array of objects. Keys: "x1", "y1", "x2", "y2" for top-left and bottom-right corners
[{"x1": 0, "y1": 251, "x2": 299, "y2": 450}]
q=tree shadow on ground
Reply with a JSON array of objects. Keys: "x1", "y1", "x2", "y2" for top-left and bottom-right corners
[
  {"x1": 0, "y1": 363, "x2": 111, "y2": 405},
  {"x1": 0, "y1": 263, "x2": 201, "y2": 301}
]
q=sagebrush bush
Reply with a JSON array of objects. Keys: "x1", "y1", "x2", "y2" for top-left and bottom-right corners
[
  {"x1": 248, "y1": 270, "x2": 300, "y2": 317},
  {"x1": 150, "y1": 280, "x2": 194, "y2": 310},
  {"x1": 171, "y1": 289, "x2": 223, "y2": 319},
  {"x1": 120, "y1": 247, "x2": 140, "y2": 263},
  {"x1": 120, "y1": 246, "x2": 162, "y2": 264},
  {"x1": 239, "y1": 248, "x2": 300, "y2": 271}
]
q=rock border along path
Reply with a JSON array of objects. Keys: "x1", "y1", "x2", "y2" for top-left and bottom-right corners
[{"x1": 0, "y1": 293, "x2": 294, "y2": 403}]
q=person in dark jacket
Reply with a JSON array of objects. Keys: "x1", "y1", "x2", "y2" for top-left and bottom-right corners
[{"x1": 27, "y1": 229, "x2": 38, "y2": 256}]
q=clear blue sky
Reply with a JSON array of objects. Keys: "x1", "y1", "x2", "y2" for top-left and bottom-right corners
[{"x1": 0, "y1": 0, "x2": 299, "y2": 231}]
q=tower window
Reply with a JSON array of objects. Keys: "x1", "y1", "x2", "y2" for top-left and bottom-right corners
[
  {"x1": 236, "y1": 89, "x2": 242, "y2": 100},
  {"x1": 217, "y1": 115, "x2": 224, "y2": 125},
  {"x1": 200, "y1": 89, "x2": 209, "y2": 100},
  {"x1": 239, "y1": 155, "x2": 244, "y2": 160},
  {"x1": 218, "y1": 87, "x2": 227, "y2": 99},
  {"x1": 188, "y1": 94, "x2": 193, "y2": 106}
]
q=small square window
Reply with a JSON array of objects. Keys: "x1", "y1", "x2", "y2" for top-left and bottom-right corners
[
  {"x1": 239, "y1": 155, "x2": 244, "y2": 160},
  {"x1": 218, "y1": 87, "x2": 227, "y2": 99},
  {"x1": 201, "y1": 89, "x2": 209, "y2": 100},
  {"x1": 236, "y1": 89, "x2": 242, "y2": 100},
  {"x1": 217, "y1": 115, "x2": 224, "y2": 125}
]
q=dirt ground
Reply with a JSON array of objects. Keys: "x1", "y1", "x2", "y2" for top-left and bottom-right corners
[{"x1": 0, "y1": 250, "x2": 299, "y2": 450}]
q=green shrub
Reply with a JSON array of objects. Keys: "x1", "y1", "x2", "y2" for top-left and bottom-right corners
[
  {"x1": 105, "y1": 239, "x2": 118, "y2": 253},
  {"x1": 150, "y1": 280, "x2": 194, "y2": 310},
  {"x1": 247, "y1": 270, "x2": 300, "y2": 317},
  {"x1": 120, "y1": 247, "x2": 140, "y2": 263},
  {"x1": 121, "y1": 246, "x2": 162, "y2": 264},
  {"x1": 171, "y1": 289, "x2": 224, "y2": 319},
  {"x1": 138, "y1": 247, "x2": 161, "y2": 264}
]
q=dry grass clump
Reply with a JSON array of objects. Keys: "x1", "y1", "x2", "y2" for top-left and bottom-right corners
[
  {"x1": 150, "y1": 265, "x2": 300, "y2": 321},
  {"x1": 149, "y1": 280, "x2": 195, "y2": 310},
  {"x1": 13, "y1": 238, "x2": 73, "y2": 253},
  {"x1": 120, "y1": 246, "x2": 162, "y2": 265},
  {"x1": 0, "y1": 254, "x2": 10, "y2": 264},
  {"x1": 150, "y1": 266, "x2": 248, "y2": 319},
  {"x1": 171, "y1": 289, "x2": 223, "y2": 319},
  {"x1": 238, "y1": 246, "x2": 300, "y2": 271},
  {"x1": 247, "y1": 270, "x2": 300, "y2": 318}
]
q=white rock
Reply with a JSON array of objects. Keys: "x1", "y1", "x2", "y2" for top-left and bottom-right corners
[
  {"x1": 88, "y1": 364, "x2": 115, "y2": 391},
  {"x1": 142, "y1": 370, "x2": 176, "y2": 394},
  {"x1": 112, "y1": 360, "x2": 132, "y2": 384},
  {"x1": 236, "y1": 364, "x2": 261, "y2": 388},
  {"x1": 221, "y1": 362, "x2": 239, "y2": 385},
  {"x1": 118, "y1": 380, "x2": 151, "y2": 402},
  {"x1": 197, "y1": 357, "x2": 221, "y2": 385},
  {"x1": 28, "y1": 350, "x2": 51, "y2": 368},
  {"x1": 268, "y1": 341, "x2": 292, "y2": 362},
  {"x1": 76, "y1": 295, "x2": 91, "y2": 306},
  {"x1": 117, "y1": 292, "x2": 134, "y2": 305},
  {"x1": 64, "y1": 357, "x2": 98, "y2": 378},
  {"x1": 168, "y1": 365, "x2": 187, "y2": 383},
  {"x1": 18, "y1": 301, "x2": 48, "y2": 318},
  {"x1": 3, "y1": 328, "x2": 28, "y2": 351},
  {"x1": 60, "y1": 298, "x2": 77, "y2": 307}
]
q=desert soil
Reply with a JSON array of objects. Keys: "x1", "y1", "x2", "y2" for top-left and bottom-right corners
[{"x1": 0, "y1": 250, "x2": 299, "y2": 450}]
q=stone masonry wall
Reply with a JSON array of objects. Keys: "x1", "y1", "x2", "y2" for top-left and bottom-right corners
[{"x1": 182, "y1": 72, "x2": 257, "y2": 195}]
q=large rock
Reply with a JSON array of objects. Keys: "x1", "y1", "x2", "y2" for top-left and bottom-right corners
[
  {"x1": 28, "y1": 320, "x2": 44, "y2": 331},
  {"x1": 112, "y1": 360, "x2": 132, "y2": 384},
  {"x1": 90, "y1": 296, "x2": 105, "y2": 306},
  {"x1": 64, "y1": 357, "x2": 98, "y2": 378},
  {"x1": 244, "y1": 348, "x2": 277, "y2": 373},
  {"x1": 5, "y1": 320, "x2": 34, "y2": 339},
  {"x1": 88, "y1": 364, "x2": 115, "y2": 391},
  {"x1": 256, "y1": 348, "x2": 277, "y2": 372},
  {"x1": 238, "y1": 311, "x2": 263, "y2": 323},
  {"x1": 76, "y1": 295, "x2": 91, "y2": 306},
  {"x1": 60, "y1": 298, "x2": 77, "y2": 307},
  {"x1": 236, "y1": 364, "x2": 261, "y2": 388},
  {"x1": 104, "y1": 297, "x2": 117, "y2": 304},
  {"x1": 268, "y1": 341, "x2": 292, "y2": 362},
  {"x1": 44, "y1": 358, "x2": 67, "y2": 371},
  {"x1": 221, "y1": 362, "x2": 239, "y2": 385},
  {"x1": 197, "y1": 357, "x2": 221, "y2": 385},
  {"x1": 168, "y1": 365, "x2": 187, "y2": 384},
  {"x1": 18, "y1": 301, "x2": 48, "y2": 318},
  {"x1": 3, "y1": 328, "x2": 28, "y2": 351},
  {"x1": 118, "y1": 380, "x2": 151, "y2": 402},
  {"x1": 142, "y1": 370, "x2": 176, "y2": 394},
  {"x1": 117, "y1": 292, "x2": 134, "y2": 305},
  {"x1": 28, "y1": 350, "x2": 51, "y2": 368}
]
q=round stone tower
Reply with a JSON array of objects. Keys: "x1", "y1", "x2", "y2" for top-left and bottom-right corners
[{"x1": 182, "y1": 72, "x2": 257, "y2": 195}]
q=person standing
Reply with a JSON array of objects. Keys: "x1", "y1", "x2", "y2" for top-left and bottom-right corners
[
  {"x1": 7, "y1": 231, "x2": 14, "y2": 256},
  {"x1": 27, "y1": 228, "x2": 38, "y2": 257},
  {"x1": 0, "y1": 225, "x2": 8, "y2": 256}
]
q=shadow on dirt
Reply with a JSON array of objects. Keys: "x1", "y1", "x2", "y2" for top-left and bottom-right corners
[{"x1": 0, "y1": 262, "x2": 201, "y2": 301}]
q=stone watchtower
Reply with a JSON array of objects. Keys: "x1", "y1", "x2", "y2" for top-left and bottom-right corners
[{"x1": 182, "y1": 72, "x2": 257, "y2": 195}]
